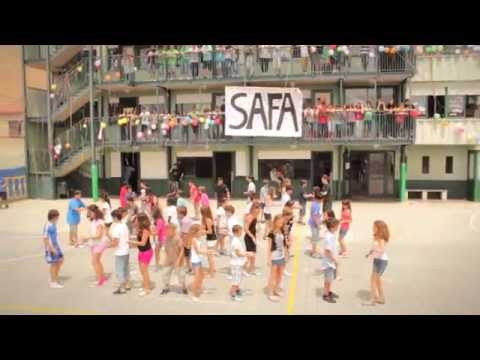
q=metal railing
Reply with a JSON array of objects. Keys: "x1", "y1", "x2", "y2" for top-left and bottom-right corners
[
  {"x1": 4, "y1": 176, "x2": 28, "y2": 200},
  {"x1": 101, "y1": 111, "x2": 415, "y2": 146},
  {"x1": 101, "y1": 46, "x2": 416, "y2": 84}
]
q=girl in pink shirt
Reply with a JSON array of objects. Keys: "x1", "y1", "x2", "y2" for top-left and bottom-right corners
[
  {"x1": 152, "y1": 206, "x2": 167, "y2": 271},
  {"x1": 339, "y1": 199, "x2": 352, "y2": 257},
  {"x1": 199, "y1": 186, "x2": 210, "y2": 208}
]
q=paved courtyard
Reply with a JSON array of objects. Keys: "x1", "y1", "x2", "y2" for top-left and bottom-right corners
[{"x1": 1, "y1": 197, "x2": 479, "y2": 315}]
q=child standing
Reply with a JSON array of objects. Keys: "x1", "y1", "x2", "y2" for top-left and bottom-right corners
[
  {"x1": 308, "y1": 191, "x2": 323, "y2": 258},
  {"x1": 129, "y1": 213, "x2": 153, "y2": 297},
  {"x1": 266, "y1": 215, "x2": 286, "y2": 302},
  {"x1": 259, "y1": 179, "x2": 270, "y2": 222},
  {"x1": 244, "y1": 203, "x2": 261, "y2": 276},
  {"x1": 125, "y1": 195, "x2": 139, "y2": 236},
  {"x1": 188, "y1": 180, "x2": 201, "y2": 220},
  {"x1": 177, "y1": 205, "x2": 193, "y2": 273},
  {"x1": 365, "y1": 220, "x2": 390, "y2": 305},
  {"x1": 188, "y1": 224, "x2": 208, "y2": 302},
  {"x1": 83, "y1": 205, "x2": 110, "y2": 287},
  {"x1": 160, "y1": 223, "x2": 188, "y2": 296},
  {"x1": 215, "y1": 177, "x2": 230, "y2": 208},
  {"x1": 297, "y1": 180, "x2": 312, "y2": 225},
  {"x1": 215, "y1": 202, "x2": 229, "y2": 256},
  {"x1": 225, "y1": 204, "x2": 240, "y2": 259},
  {"x1": 229, "y1": 224, "x2": 248, "y2": 302},
  {"x1": 109, "y1": 208, "x2": 131, "y2": 295},
  {"x1": 339, "y1": 199, "x2": 352, "y2": 257},
  {"x1": 282, "y1": 207, "x2": 294, "y2": 277},
  {"x1": 201, "y1": 206, "x2": 217, "y2": 278},
  {"x1": 322, "y1": 218, "x2": 340, "y2": 303},
  {"x1": 100, "y1": 192, "x2": 113, "y2": 228},
  {"x1": 152, "y1": 206, "x2": 167, "y2": 271},
  {"x1": 199, "y1": 186, "x2": 210, "y2": 209},
  {"x1": 67, "y1": 190, "x2": 86, "y2": 247},
  {"x1": 43, "y1": 209, "x2": 64, "y2": 289},
  {"x1": 165, "y1": 195, "x2": 179, "y2": 227}
]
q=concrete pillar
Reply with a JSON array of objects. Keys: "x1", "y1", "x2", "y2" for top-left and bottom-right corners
[
  {"x1": 473, "y1": 151, "x2": 480, "y2": 202},
  {"x1": 399, "y1": 145, "x2": 407, "y2": 201}
]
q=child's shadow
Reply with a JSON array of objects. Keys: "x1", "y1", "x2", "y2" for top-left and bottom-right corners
[
  {"x1": 58, "y1": 276, "x2": 72, "y2": 283},
  {"x1": 356, "y1": 289, "x2": 371, "y2": 301}
]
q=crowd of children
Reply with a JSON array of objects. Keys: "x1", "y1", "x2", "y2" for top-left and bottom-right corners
[{"x1": 42, "y1": 176, "x2": 390, "y2": 306}]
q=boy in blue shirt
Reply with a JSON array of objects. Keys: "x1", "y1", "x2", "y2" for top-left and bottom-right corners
[
  {"x1": 43, "y1": 209, "x2": 64, "y2": 288},
  {"x1": 67, "y1": 190, "x2": 86, "y2": 247},
  {"x1": 308, "y1": 191, "x2": 324, "y2": 258}
]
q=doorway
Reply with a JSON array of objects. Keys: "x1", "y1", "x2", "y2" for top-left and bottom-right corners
[
  {"x1": 214, "y1": 152, "x2": 233, "y2": 190},
  {"x1": 311, "y1": 152, "x2": 333, "y2": 187},
  {"x1": 349, "y1": 151, "x2": 395, "y2": 197},
  {"x1": 121, "y1": 152, "x2": 140, "y2": 192}
]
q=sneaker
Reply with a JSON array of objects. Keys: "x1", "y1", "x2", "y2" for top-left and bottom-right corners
[
  {"x1": 233, "y1": 295, "x2": 244, "y2": 302},
  {"x1": 138, "y1": 290, "x2": 150, "y2": 297},
  {"x1": 181, "y1": 288, "x2": 188, "y2": 295},
  {"x1": 113, "y1": 288, "x2": 126, "y2": 295},
  {"x1": 242, "y1": 271, "x2": 251, "y2": 277},
  {"x1": 192, "y1": 296, "x2": 200, "y2": 302},
  {"x1": 268, "y1": 295, "x2": 280, "y2": 302},
  {"x1": 284, "y1": 270, "x2": 292, "y2": 277},
  {"x1": 160, "y1": 288, "x2": 170, "y2": 296},
  {"x1": 329, "y1": 291, "x2": 339, "y2": 299},
  {"x1": 322, "y1": 294, "x2": 336, "y2": 303},
  {"x1": 49, "y1": 282, "x2": 64, "y2": 289}
]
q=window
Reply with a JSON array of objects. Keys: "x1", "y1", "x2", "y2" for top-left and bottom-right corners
[
  {"x1": 447, "y1": 96, "x2": 465, "y2": 117},
  {"x1": 8, "y1": 120, "x2": 23, "y2": 137},
  {"x1": 258, "y1": 159, "x2": 311, "y2": 180},
  {"x1": 178, "y1": 157, "x2": 212, "y2": 178},
  {"x1": 427, "y1": 96, "x2": 445, "y2": 117},
  {"x1": 422, "y1": 156, "x2": 430, "y2": 174},
  {"x1": 466, "y1": 96, "x2": 479, "y2": 118},
  {"x1": 445, "y1": 156, "x2": 453, "y2": 174},
  {"x1": 410, "y1": 96, "x2": 427, "y2": 117},
  {"x1": 345, "y1": 88, "x2": 376, "y2": 105},
  {"x1": 378, "y1": 87, "x2": 394, "y2": 104}
]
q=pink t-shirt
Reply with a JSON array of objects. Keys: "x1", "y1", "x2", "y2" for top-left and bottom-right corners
[
  {"x1": 340, "y1": 209, "x2": 351, "y2": 230},
  {"x1": 156, "y1": 218, "x2": 167, "y2": 244},
  {"x1": 200, "y1": 193, "x2": 210, "y2": 208}
]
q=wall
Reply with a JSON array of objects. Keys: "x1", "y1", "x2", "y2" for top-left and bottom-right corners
[
  {"x1": 406, "y1": 145, "x2": 468, "y2": 198},
  {"x1": 411, "y1": 55, "x2": 480, "y2": 83},
  {"x1": 415, "y1": 118, "x2": 480, "y2": 145}
]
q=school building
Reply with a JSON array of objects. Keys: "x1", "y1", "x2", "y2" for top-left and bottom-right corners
[{"x1": 20, "y1": 45, "x2": 480, "y2": 201}]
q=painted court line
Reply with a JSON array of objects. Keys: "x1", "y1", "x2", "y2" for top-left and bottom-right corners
[
  {"x1": 287, "y1": 224, "x2": 303, "y2": 315},
  {"x1": 0, "y1": 304, "x2": 99, "y2": 315},
  {"x1": 0, "y1": 247, "x2": 76, "y2": 264}
]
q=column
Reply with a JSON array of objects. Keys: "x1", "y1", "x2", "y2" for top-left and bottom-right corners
[
  {"x1": 343, "y1": 148, "x2": 350, "y2": 197},
  {"x1": 89, "y1": 46, "x2": 99, "y2": 201},
  {"x1": 399, "y1": 145, "x2": 407, "y2": 202},
  {"x1": 473, "y1": 151, "x2": 480, "y2": 202}
]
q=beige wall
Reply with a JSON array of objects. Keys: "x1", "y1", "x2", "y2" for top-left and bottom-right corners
[
  {"x1": 0, "y1": 138, "x2": 25, "y2": 169},
  {"x1": 412, "y1": 55, "x2": 480, "y2": 83},
  {"x1": 406, "y1": 145, "x2": 468, "y2": 181},
  {"x1": 25, "y1": 65, "x2": 47, "y2": 90},
  {"x1": 415, "y1": 119, "x2": 480, "y2": 145}
]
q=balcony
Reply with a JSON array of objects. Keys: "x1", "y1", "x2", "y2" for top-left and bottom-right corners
[
  {"x1": 415, "y1": 117, "x2": 480, "y2": 145},
  {"x1": 98, "y1": 46, "x2": 416, "y2": 89},
  {"x1": 102, "y1": 111, "x2": 415, "y2": 149}
]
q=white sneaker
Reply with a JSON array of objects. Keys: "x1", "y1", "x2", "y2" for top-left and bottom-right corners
[
  {"x1": 242, "y1": 271, "x2": 251, "y2": 277},
  {"x1": 49, "y1": 282, "x2": 64, "y2": 289},
  {"x1": 76, "y1": 244, "x2": 86, "y2": 249},
  {"x1": 284, "y1": 270, "x2": 292, "y2": 277},
  {"x1": 192, "y1": 296, "x2": 200, "y2": 302}
]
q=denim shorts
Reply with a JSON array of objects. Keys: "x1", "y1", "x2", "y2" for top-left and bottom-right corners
[
  {"x1": 373, "y1": 259, "x2": 388, "y2": 276},
  {"x1": 271, "y1": 258, "x2": 285, "y2": 266},
  {"x1": 310, "y1": 226, "x2": 320, "y2": 244},
  {"x1": 115, "y1": 254, "x2": 130, "y2": 283},
  {"x1": 324, "y1": 267, "x2": 336, "y2": 282},
  {"x1": 191, "y1": 262, "x2": 202, "y2": 270}
]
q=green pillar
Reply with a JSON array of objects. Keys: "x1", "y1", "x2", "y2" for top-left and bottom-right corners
[
  {"x1": 399, "y1": 145, "x2": 407, "y2": 201},
  {"x1": 474, "y1": 151, "x2": 480, "y2": 202},
  {"x1": 91, "y1": 163, "x2": 99, "y2": 200}
]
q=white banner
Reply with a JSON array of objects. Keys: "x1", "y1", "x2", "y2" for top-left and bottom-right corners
[{"x1": 225, "y1": 86, "x2": 303, "y2": 137}]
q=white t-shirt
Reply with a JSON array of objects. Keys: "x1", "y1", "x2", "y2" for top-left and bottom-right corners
[
  {"x1": 166, "y1": 205, "x2": 179, "y2": 227},
  {"x1": 373, "y1": 241, "x2": 389, "y2": 261},
  {"x1": 247, "y1": 182, "x2": 256, "y2": 194},
  {"x1": 227, "y1": 215, "x2": 240, "y2": 238},
  {"x1": 102, "y1": 202, "x2": 113, "y2": 224},
  {"x1": 323, "y1": 230, "x2": 338, "y2": 269},
  {"x1": 190, "y1": 238, "x2": 202, "y2": 264},
  {"x1": 89, "y1": 219, "x2": 109, "y2": 245},
  {"x1": 281, "y1": 192, "x2": 291, "y2": 207},
  {"x1": 230, "y1": 236, "x2": 247, "y2": 266},
  {"x1": 215, "y1": 206, "x2": 228, "y2": 229},
  {"x1": 111, "y1": 222, "x2": 130, "y2": 256}
]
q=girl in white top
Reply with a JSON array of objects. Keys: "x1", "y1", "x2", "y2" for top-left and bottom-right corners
[
  {"x1": 365, "y1": 220, "x2": 390, "y2": 306},
  {"x1": 215, "y1": 202, "x2": 229, "y2": 256},
  {"x1": 100, "y1": 192, "x2": 113, "y2": 227},
  {"x1": 188, "y1": 224, "x2": 208, "y2": 302},
  {"x1": 83, "y1": 205, "x2": 110, "y2": 287},
  {"x1": 266, "y1": 215, "x2": 286, "y2": 302}
]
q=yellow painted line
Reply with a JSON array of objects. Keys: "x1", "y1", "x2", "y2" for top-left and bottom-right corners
[
  {"x1": 287, "y1": 224, "x2": 303, "y2": 315},
  {"x1": 0, "y1": 304, "x2": 99, "y2": 315}
]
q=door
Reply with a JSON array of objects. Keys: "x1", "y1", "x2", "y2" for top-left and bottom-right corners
[
  {"x1": 121, "y1": 152, "x2": 140, "y2": 192},
  {"x1": 368, "y1": 153, "x2": 386, "y2": 195},
  {"x1": 467, "y1": 150, "x2": 476, "y2": 200},
  {"x1": 214, "y1": 152, "x2": 233, "y2": 191},
  {"x1": 311, "y1": 152, "x2": 333, "y2": 187},
  {"x1": 350, "y1": 152, "x2": 369, "y2": 196}
]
